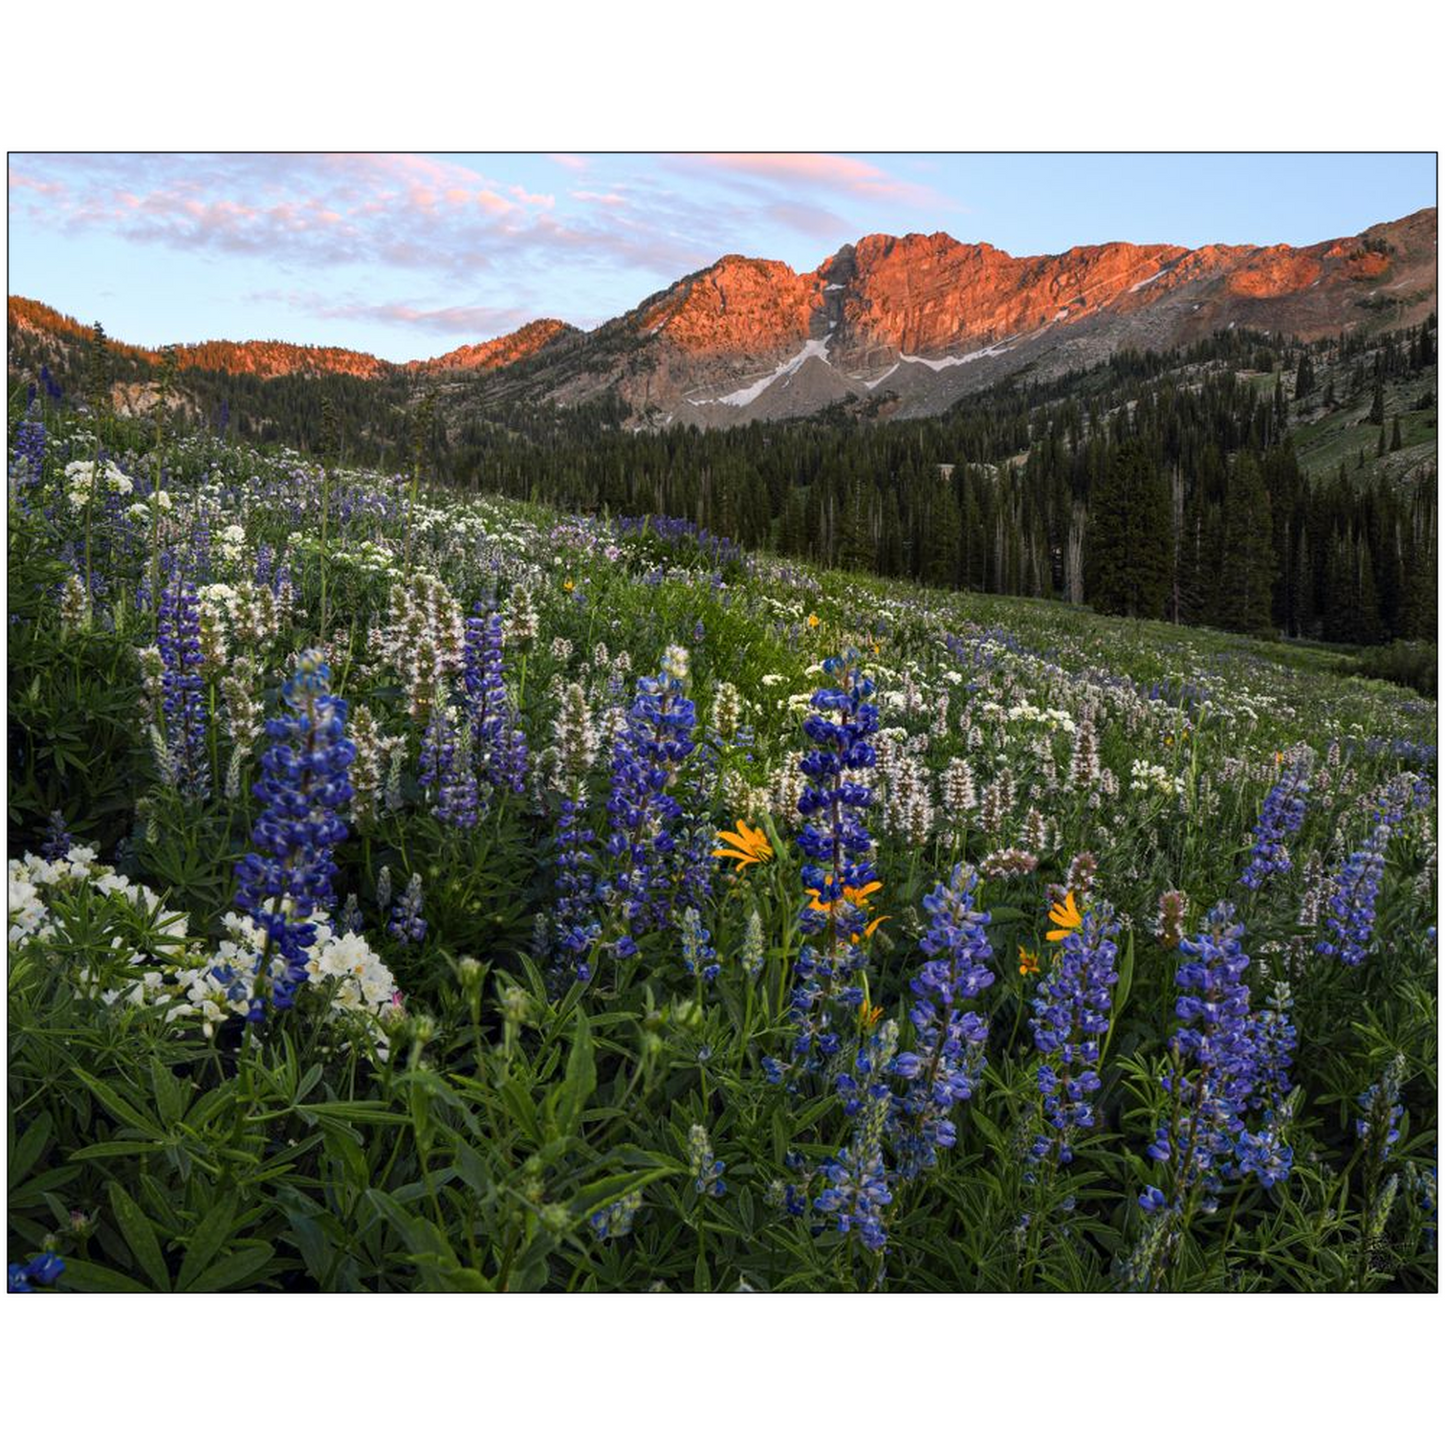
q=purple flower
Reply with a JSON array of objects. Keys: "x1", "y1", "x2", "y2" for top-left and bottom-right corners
[
  {"x1": 232, "y1": 651, "x2": 354, "y2": 1017},
  {"x1": 156, "y1": 566, "x2": 210, "y2": 798},
  {"x1": 892, "y1": 864, "x2": 994, "y2": 1178},
  {"x1": 603, "y1": 647, "x2": 697, "y2": 949},
  {"x1": 1240, "y1": 767, "x2": 1309, "y2": 889},
  {"x1": 1029, "y1": 900, "x2": 1119, "y2": 1164}
]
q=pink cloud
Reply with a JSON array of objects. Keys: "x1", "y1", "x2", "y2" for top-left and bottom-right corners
[
  {"x1": 678, "y1": 151, "x2": 945, "y2": 207},
  {"x1": 249, "y1": 287, "x2": 535, "y2": 337}
]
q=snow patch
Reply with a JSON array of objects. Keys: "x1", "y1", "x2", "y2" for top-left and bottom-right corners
[
  {"x1": 897, "y1": 340, "x2": 1013, "y2": 371},
  {"x1": 824, "y1": 283, "x2": 844, "y2": 291},
  {"x1": 714, "y1": 338, "x2": 831, "y2": 406},
  {"x1": 865, "y1": 362, "x2": 900, "y2": 390},
  {"x1": 1129, "y1": 269, "x2": 1166, "y2": 293}
]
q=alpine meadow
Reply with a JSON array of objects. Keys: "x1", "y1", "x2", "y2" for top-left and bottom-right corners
[{"x1": 6, "y1": 153, "x2": 1438, "y2": 1297}]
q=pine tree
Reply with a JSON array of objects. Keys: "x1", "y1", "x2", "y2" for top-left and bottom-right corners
[
  {"x1": 1390, "y1": 416, "x2": 1403, "y2": 452},
  {"x1": 1295, "y1": 351, "x2": 1315, "y2": 400},
  {"x1": 1084, "y1": 439, "x2": 1172, "y2": 618},
  {"x1": 1216, "y1": 455, "x2": 1275, "y2": 636}
]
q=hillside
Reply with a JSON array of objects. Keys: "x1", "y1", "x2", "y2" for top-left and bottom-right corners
[{"x1": 7, "y1": 400, "x2": 1437, "y2": 1295}]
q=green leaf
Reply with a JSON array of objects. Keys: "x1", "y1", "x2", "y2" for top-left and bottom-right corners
[
  {"x1": 186, "y1": 1244, "x2": 274, "y2": 1293},
  {"x1": 10, "y1": 1112, "x2": 53, "y2": 1181},
  {"x1": 298, "y1": 1101, "x2": 407, "y2": 1126},
  {"x1": 70, "y1": 1140, "x2": 170, "y2": 1161},
  {"x1": 74, "y1": 1069, "x2": 163, "y2": 1137},
  {"x1": 58, "y1": 1258, "x2": 152, "y2": 1293},
  {"x1": 105, "y1": 1181, "x2": 171, "y2": 1291},
  {"x1": 552, "y1": 1011, "x2": 595, "y2": 1140},
  {"x1": 177, "y1": 1196, "x2": 238, "y2": 1291}
]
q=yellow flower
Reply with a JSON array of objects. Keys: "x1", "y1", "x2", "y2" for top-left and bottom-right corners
[
  {"x1": 805, "y1": 877, "x2": 888, "y2": 942},
  {"x1": 1046, "y1": 891, "x2": 1083, "y2": 942},
  {"x1": 807, "y1": 613, "x2": 820, "y2": 628},
  {"x1": 806, "y1": 878, "x2": 882, "y2": 912},
  {"x1": 711, "y1": 820, "x2": 773, "y2": 873},
  {"x1": 857, "y1": 1000, "x2": 884, "y2": 1030},
  {"x1": 853, "y1": 914, "x2": 890, "y2": 944},
  {"x1": 1018, "y1": 946, "x2": 1040, "y2": 977},
  {"x1": 562, "y1": 578, "x2": 575, "y2": 592}
]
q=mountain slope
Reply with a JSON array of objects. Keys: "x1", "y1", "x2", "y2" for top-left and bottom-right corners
[
  {"x1": 8, "y1": 208, "x2": 1435, "y2": 427},
  {"x1": 533, "y1": 206, "x2": 1436, "y2": 426}
]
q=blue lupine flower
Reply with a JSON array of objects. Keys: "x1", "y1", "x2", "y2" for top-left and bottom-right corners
[
  {"x1": 1146, "y1": 903, "x2": 1265, "y2": 1211},
  {"x1": 777, "y1": 650, "x2": 879, "y2": 1081},
  {"x1": 1029, "y1": 899, "x2": 1120, "y2": 1164},
  {"x1": 156, "y1": 566, "x2": 210, "y2": 798},
  {"x1": 8, "y1": 1251, "x2": 65, "y2": 1292},
  {"x1": 1417, "y1": 1164, "x2": 1437, "y2": 1248},
  {"x1": 688, "y1": 1124, "x2": 726, "y2": 1198},
  {"x1": 1317, "y1": 823, "x2": 1389, "y2": 967},
  {"x1": 1356, "y1": 1059, "x2": 1405, "y2": 1161},
  {"x1": 337, "y1": 892, "x2": 364, "y2": 935},
  {"x1": 892, "y1": 864, "x2": 994, "y2": 1178},
  {"x1": 463, "y1": 605, "x2": 528, "y2": 796},
  {"x1": 680, "y1": 907, "x2": 718, "y2": 983},
  {"x1": 1235, "y1": 1102, "x2": 1295, "y2": 1188},
  {"x1": 10, "y1": 400, "x2": 47, "y2": 491},
  {"x1": 421, "y1": 711, "x2": 480, "y2": 830},
  {"x1": 389, "y1": 872, "x2": 428, "y2": 945},
  {"x1": 232, "y1": 650, "x2": 354, "y2": 1017},
  {"x1": 816, "y1": 1020, "x2": 897, "y2": 1251},
  {"x1": 555, "y1": 798, "x2": 600, "y2": 977},
  {"x1": 40, "y1": 810, "x2": 74, "y2": 863},
  {"x1": 590, "y1": 1191, "x2": 644, "y2": 1242},
  {"x1": 604, "y1": 646, "x2": 697, "y2": 950},
  {"x1": 1247, "y1": 982, "x2": 1296, "y2": 1112},
  {"x1": 1240, "y1": 766, "x2": 1309, "y2": 889}
]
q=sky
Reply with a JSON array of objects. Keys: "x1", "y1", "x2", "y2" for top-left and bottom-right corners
[{"x1": 7, "y1": 152, "x2": 1436, "y2": 362}]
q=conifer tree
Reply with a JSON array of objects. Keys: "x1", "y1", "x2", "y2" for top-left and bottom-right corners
[
  {"x1": 1216, "y1": 455, "x2": 1275, "y2": 636},
  {"x1": 1295, "y1": 351, "x2": 1315, "y2": 400},
  {"x1": 1084, "y1": 439, "x2": 1172, "y2": 618}
]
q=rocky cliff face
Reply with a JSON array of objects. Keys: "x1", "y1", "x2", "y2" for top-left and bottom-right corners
[
  {"x1": 410, "y1": 318, "x2": 577, "y2": 373},
  {"x1": 10, "y1": 207, "x2": 1435, "y2": 426},
  {"x1": 484, "y1": 206, "x2": 1435, "y2": 426}
]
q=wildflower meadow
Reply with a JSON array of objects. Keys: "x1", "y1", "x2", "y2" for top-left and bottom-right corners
[{"x1": 7, "y1": 388, "x2": 1437, "y2": 1294}]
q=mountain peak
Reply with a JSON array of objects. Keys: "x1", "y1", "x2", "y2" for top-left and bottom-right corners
[{"x1": 8, "y1": 208, "x2": 1436, "y2": 428}]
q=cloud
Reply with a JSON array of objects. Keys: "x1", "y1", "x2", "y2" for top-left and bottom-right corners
[
  {"x1": 9, "y1": 152, "x2": 716, "y2": 289},
  {"x1": 677, "y1": 152, "x2": 947, "y2": 207},
  {"x1": 8, "y1": 152, "x2": 956, "y2": 353},
  {"x1": 763, "y1": 199, "x2": 854, "y2": 240},
  {"x1": 248, "y1": 288, "x2": 537, "y2": 338}
]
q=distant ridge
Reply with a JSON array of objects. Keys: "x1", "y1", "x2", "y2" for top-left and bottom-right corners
[{"x1": 8, "y1": 206, "x2": 1435, "y2": 426}]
